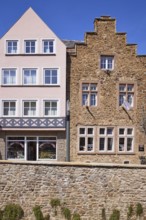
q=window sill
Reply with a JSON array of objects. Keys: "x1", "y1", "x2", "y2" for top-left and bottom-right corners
[
  {"x1": 117, "y1": 152, "x2": 135, "y2": 155},
  {"x1": 1, "y1": 85, "x2": 60, "y2": 87},
  {"x1": 78, "y1": 152, "x2": 96, "y2": 155},
  {"x1": 5, "y1": 53, "x2": 56, "y2": 56},
  {"x1": 97, "y1": 152, "x2": 116, "y2": 155}
]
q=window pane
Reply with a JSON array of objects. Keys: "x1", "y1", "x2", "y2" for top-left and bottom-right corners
[
  {"x1": 82, "y1": 93, "x2": 88, "y2": 106},
  {"x1": 90, "y1": 84, "x2": 97, "y2": 91},
  {"x1": 107, "y1": 138, "x2": 113, "y2": 151},
  {"x1": 107, "y1": 128, "x2": 113, "y2": 135},
  {"x1": 90, "y1": 93, "x2": 96, "y2": 106},
  {"x1": 39, "y1": 141, "x2": 56, "y2": 159},
  {"x1": 99, "y1": 138, "x2": 105, "y2": 151},
  {"x1": 7, "y1": 141, "x2": 25, "y2": 159},
  {"x1": 119, "y1": 128, "x2": 125, "y2": 135},
  {"x1": 119, "y1": 138, "x2": 124, "y2": 151},
  {"x1": 88, "y1": 128, "x2": 93, "y2": 134},
  {"x1": 119, "y1": 84, "x2": 126, "y2": 91},
  {"x1": 127, "y1": 138, "x2": 133, "y2": 151},
  {"x1": 127, "y1": 84, "x2": 134, "y2": 91},
  {"x1": 127, "y1": 128, "x2": 133, "y2": 135},
  {"x1": 87, "y1": 138, "x2": 93, "y2": 151},
  {"x1": 127, "y1": 94, "x2": 134, "y2": 107},
  {"x1": 100, "y1": 128, "x2": 105, "y2": 135},
  {"x1": 79, "y1": 137, "x2": 85, "y2": 151},
  {"x1": 119, "y1": 93, "x2": 125, "y2": 106},
  {"x1": 82, "y1": 84, "x2": 89, "y2": 91},
  {"x1": 80, "y1": 128, "x2": 85, "y2": 134}
]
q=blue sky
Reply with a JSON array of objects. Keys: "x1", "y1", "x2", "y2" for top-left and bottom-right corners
[{"x1": 0, "y1": 0, "x2": 146, "y2": 54}]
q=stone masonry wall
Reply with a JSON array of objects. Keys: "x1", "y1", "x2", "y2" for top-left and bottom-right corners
[
  {"x1": 67, "y1": 16, "x2": 146, "y2": 164},
  {"x1": 1, "y1": 161, "x2": 146, "y2": 220}
]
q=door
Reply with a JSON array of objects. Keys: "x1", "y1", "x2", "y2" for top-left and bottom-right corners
[{"x1": 27, "y1": 141, "x2": 36, "y2": 161}]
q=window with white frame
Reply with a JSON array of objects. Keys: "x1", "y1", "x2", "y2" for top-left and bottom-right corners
[
  {"x1": 100, "y1": 56, "x2": 114, "y2": 70},
  {"x1": 44, "y1": 69, "x2": 58, "y2": 85},
  {"x1": 25, "y1": 40, "x2": 36, "y2": 53},
  {"x1": 3, "y1": 101, "x2": 16, "y2": 116},
  {"x1": 99, "y1": 127, "x2": 114, "y2": 152},
  {"x1": 78, "y1": 127, "x2": 94, "y2": 152},
  {"x1": 119, "y1": 84, "x2": 135, "y2": 107},
  {"x1": 6, "y1": 40, "x2": 18, "y2": 54},
  {"x1": 43, "y1": 40, "x2": 54, "y2": 53},
  {"x1": 6, "y1": 137, "x2": 25, "y2": 160},
  {"x1": 23, "y1": 101, "x2": 36, "y2": 116},
  {"x1": 2, "y1": 69, "x2": 16, "y2": 85},
  {"x1": 23, "y1": 69, "x2": 37, "y2": 85},
  {"x1": 44, "y1": 100, "x2": 58, "y2": 116},
  {"x1": 118, "y1": 128, "x2": 134, "y2": 152},
  {"x1": 82, "y1": 83, "x2": 97, "y2": 106},
  {"x1": 38, "y1": 137, "x2": 56, "y2": 159}
]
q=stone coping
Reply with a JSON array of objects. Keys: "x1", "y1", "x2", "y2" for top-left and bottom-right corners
[{"x1": 0, "y1": 160, "x2": 146, "y2": 169}]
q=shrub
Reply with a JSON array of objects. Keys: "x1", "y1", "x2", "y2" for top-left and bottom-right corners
[
  {"x1": 44, "y1": 214, "x2": 50, "y2": 220},
  {"x1": 33, "y1": 205, "x2": 44, "y2": 220},
  {"x1": 62, "y1": 207, "x2": 71, "y2": 220},
  {"x1": 109, "y1": 209, "x2": 120, "y2": 220},
  {"x1": 0, "y1": 210, "x2": 3, "y2": 220},
  {"x1": 50, "y1": 198, "x2": 61, "y2": 216},
  {"x1": 72, "y1": 213, "x2": 81, "y2": 220},
  {"x1": 127, "y1": 205, "x2": 133, "y2": 220},
  {"x1": 136, "y1": 203, "x2": 143, "y2": 217},
  {"x1": 102, "y1": 208, "x2": 106, "y2": 220},
  {"x1": 2, "y1": 203, "x2": 24, "y2": 220}
]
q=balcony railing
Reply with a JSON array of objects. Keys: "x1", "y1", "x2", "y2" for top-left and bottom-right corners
[{"x1": 0, "y1": 117, "x2": 66, "y2": 128}]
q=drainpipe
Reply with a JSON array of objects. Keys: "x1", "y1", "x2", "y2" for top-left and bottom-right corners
[{"x1": 66, "y1": 100, "x2": 70, "y2": 161}]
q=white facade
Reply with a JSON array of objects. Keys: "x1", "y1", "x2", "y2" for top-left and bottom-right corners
[{"x1": 0, "y1": 8, "x2": 66, "y2": 161}]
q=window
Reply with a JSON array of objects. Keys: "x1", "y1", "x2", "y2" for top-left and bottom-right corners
[
  {"x1": 119, "y1": 84, "x2": 135, "y2": 107},
  {"x1": 2, "y1": 69, "x2": 16, "y2": 85},
  {"x1": 23, "y1": 101, "x2": 36, "y2": 116},
  {"x1": 25, "y1": 40, "x2": 36, "y2": 53},
  {"x1": 44, "y1": 100, "x2": 58, "y2": 116},
  {"x1": 6, "y1": 41, "x2": 18, "y2": 54},
  {"x1": 43, "y1": 40, "x2": 54, "y2": 53},
  {"x1": 78, "y1": 127, "x2": 94, "y2": 152},
  {"x1": 118, "y1": 128, "x2": 134, "y2": 152},
  {"x1": 44, "y1": 69, "x2": 58, "y2": 85},
  {"x1": 39, "y1": 137, "x2": 56, "y2": 159},
  {"x1": 3, "y1": 101, "x2": 16, "y2": 116},
  {"x1": 6, "y1": 137, "x2": 25, "y2": 160},
  {"x1": 82, "y1": 83, "x2": 97, "y2": 106},
  {"x1": 99, "y1": 127, "x2": 114, "y2": 152},
  {"x1": 23, "y1": 69, "x2": 37, "y2": 85},
  {"x1": 100, "y1": 56, "x2": 114, "y2": 70}
]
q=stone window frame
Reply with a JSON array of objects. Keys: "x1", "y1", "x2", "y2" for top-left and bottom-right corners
[
  {"x1": 98, "y1": 127, "x2": 115, "y2": 153},
  {"x1": 117, "y1": 127, "x2": 135, "y2": 154},
  {"x1": 117, "y1": 81, "x2": 137, "y2": 110},
  {"x1": 80, "y1": 81, "x2": 99, "y2": 107},
  {"x1": 78, "y1": 126, "x2": 96, "y2": 154}
]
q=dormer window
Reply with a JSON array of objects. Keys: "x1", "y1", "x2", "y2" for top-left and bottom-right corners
[
  {"x1": 25, "y1": 40, "x2": 36, "y2": 53},
  {"x1": 6, "y1": 41, "x2": 18, "y2": 54},
  {"x1": 100, "y1": 56, "x2": 114, "y2": 70},
  {"x1": 43, "y1": 40, "x2": 55, "y2": 54}
]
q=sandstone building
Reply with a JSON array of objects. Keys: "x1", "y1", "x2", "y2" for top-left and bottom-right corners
[
  {"x1": 0, "y1": 8, "x2": 66, "y2": 161},
  {"x1": 66, "y1": 16, "x2": 146, "y2": 164}
]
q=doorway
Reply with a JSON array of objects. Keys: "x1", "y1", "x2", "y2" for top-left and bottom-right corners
[{"x1": 27, "y1": 141, "x2": 37, "y2": 161}]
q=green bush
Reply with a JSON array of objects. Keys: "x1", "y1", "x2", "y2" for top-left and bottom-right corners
[
  {"x1": 44, "y1": 214, "x2": 50, "y2": 220},
  {"x1": 2, "y1": 203, "x2": 24, "y2": 220},
  {"x1": 50, "y1": 198, "x2": 61, "y2": 208},
  {"x1": 0, "y1": 210, "x2": 3, "y2": 220},
  {"x1": 72, "y1": 213, "x2": 81, "y2": 220},
  {"x1": 33, "y1": 205, "x2": 44, "y2": 220},
  {"x1": 127, "y1": 205, "x2": 133, "y2": 220},
  {"x1": 109, "y1": 209, "x2": 120, "y2": 220},
  {"x1": 136, "y1": 203, "x2": 143, "y2": 217},
  {"x1": 102, "y1": 208, "x2": 106, "y2": 220},
  {"x1": 62, "y1": 207, "x2": 71, "y2": 220}
]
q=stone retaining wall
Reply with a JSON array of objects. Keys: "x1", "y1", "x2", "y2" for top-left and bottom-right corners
[{"x1": 0, "y1": 161, "x2": 146, "y2": 219}]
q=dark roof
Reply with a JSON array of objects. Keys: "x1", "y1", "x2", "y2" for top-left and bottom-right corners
[{"x1": 62, "y1": 40, "x2": 84, "y2": 48}]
